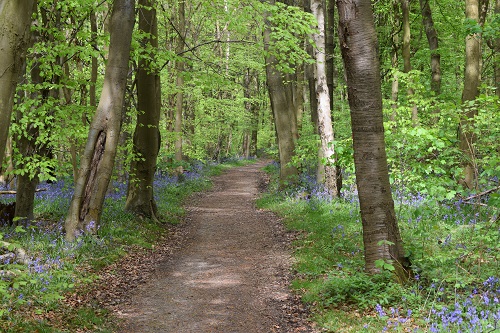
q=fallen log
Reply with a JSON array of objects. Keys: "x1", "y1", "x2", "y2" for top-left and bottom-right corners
[
  {"x1": 0, "y1": 188, "x2": 47, "y2": 195},
  {"x1": 0, "y1": 241, "x2": 29, "y2": 265}
]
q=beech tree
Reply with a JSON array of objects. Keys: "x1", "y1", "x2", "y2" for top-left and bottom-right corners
[
  {"x1": 311, "y1": 0, "x2": 337, "y2": 195},
  {"x1": 419, "y1": 0, "x2": 441, "y2": 96},
  {"x1": 263, "y1": 0, "x2": 299, "y2": 186},
  {"x1": 174, "y1": 0, "x2": 185, "y2": 173},
  {"x1": 65, "y1": 0, "x2": 135, "y2": 241},
  {"x1": 0, "y1": 0, "x2": 35, "y2": 168},
  {"x1": 337, "y1": 0, "x2": 409, "y2": 280},
  {"x1": 459, "y1": 0, "x2": 483, "y2": 189},
  {"x1": 125, "y1": 0, "x2": 162, "y2": 220}
]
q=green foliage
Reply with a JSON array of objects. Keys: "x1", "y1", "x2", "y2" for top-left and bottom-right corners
[
  {"x1": 259, "y1": 161, "x2": 500, "y2": 332},
  {"x1": 262, "y1": 1, "x2": 317, "y2": 73}
]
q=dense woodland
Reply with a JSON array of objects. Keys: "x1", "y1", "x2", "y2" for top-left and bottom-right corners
[{"x1": 0, "y1": 0, "x2": 499, "y2": 331}]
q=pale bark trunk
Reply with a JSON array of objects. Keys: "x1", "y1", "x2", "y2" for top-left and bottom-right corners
[
  {"x1": 125, "y1": 0, "x2": 161, "y2": 220},
  {"x1": 337, "y1": 0, "x2": 409, "y2": 281},
  {"x1": 0, "y1": 0, "x2": 35, "y2": 168},
  {"x1": 264, "y1": 1, "x2": 298, "y2": 186},
  {"x1": 64, "y1": 0, "x2": 135, "y2": 241},
  {"x1": 419, "y1": 0, "x2": 441, "y2": 96},
  {"x1": 459, "y1": 0, "x2": 481, "y2": 189},
  {"x1": 311, "y1": 0, "x2": 337, "y2": 195}
]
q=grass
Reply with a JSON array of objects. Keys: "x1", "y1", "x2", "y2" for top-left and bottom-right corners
[
  {"x1": 257, "y1": 162, "x2": 500, "y2": 332},
  {"x1": 0, "y1": 157, "x2": 253, "y2": 332}
]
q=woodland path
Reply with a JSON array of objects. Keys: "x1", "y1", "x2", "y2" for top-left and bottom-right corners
[{"x1": 113, "y1": 161, "x2": 318, "y2": 333}]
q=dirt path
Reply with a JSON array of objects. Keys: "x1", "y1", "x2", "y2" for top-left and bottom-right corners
[{"x1": 115, "y1": 161, "x2": 318, "y2": 333}]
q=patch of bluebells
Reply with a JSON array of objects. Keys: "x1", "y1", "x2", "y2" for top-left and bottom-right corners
[
  {"x1": 35, "y1": 180, "x2": 74, "y2": 201},
  {"x1": 374, "y1": 277, "x2": 500, "y2": 332}
]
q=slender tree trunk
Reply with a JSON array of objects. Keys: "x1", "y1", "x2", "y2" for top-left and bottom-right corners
[
  {"x1": 15, "y1": 1, "x2": 59, "y2": 225},
  {"x1": 64, "y1": 0, "x2": 135, "y2": 241},
  {"x1": 125, "y1": 0, "x2": 161, "y2": 220},
  {"x1": 326, "y1": 0, "x2": 342, "y2": 196},
  {"x1": 401, "y1": 0, "x2": 411, "y2": 75},
  {"x1": 0, "y1": 0, "x2": 35, "y2": 168},
  {"x1": 251, "y1": 73, "x2": 260, "y2": 156},
  {"x1": 337, "y1": 0, "x2": 409, "y2": 281},
  {"x1": 494, "y1": 0, "x2": 500, "y2": 98},
  {"x1": 390, "y1": 0, "x2": 400, "y2": 122},
  {"x1": 295, "y1": 64, "x2": 305, "y2": 132},
  {"x1": 243, "y1": 69, "x2": 253, "y2": 158},
  {"x1": 0, "y1": 136, "x2": 14, "y2": 187},
  {"x1": 419, "y1": 0, "x2": 441, "y2": 96},
  {"x1": 264, "y1": 1, "x2": 298, "y2": 186},
  {"x1": 459, "y1": 0, "x2": 481, "y2": 189},
  {"x1": 311, "y1": 0, "x2": 337, "y2": 195},
  {"x1": 401, "y1": 0, "x2": 418, "y2": 125},
  {"x1": 174, "y1": 0, "x2": 185, "y2": 173}
]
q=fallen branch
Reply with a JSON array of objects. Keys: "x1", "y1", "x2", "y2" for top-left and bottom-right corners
[
  {"x1": 0, "y1": 188, "x2": 47, "y2": 195},
  {"x1": 0, "y1": 241, "x2": 29, "y2": 265},
  {"x1": 463, "y1": 185, "x2": 500, "y2": 202}
]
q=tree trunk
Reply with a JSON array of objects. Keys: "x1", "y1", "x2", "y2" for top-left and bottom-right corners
[
  {"x1": 337, "y1": 0, "x2": 409, "y2": 281},
  {"x1": 419, "y1": 0, "x2": 441, "y2": 96},
  {"x1": 326, "y1": 0, "x2": 342, "y2": 196},
  {"x1": 459, "y1": 0, "x2": 481, "y2": 189},
  {"x1": 0, "y1": 0, "x2": 35, "y2": 169},
  {"x1": 174, "y1": 0, "x2": 185, "y2": 174},
  {"x1": 264, "y1": 1, "x2": 298, "y2": 186},
  {"x1": 311, "y1": 0, "x2": 337, "y2": 195},
  {"x1": 0, "y1": 136, "x2": 14, "y2": 187},
  {"x1": 494, "y1": 0, "x2": 500, "y2": 98},
  {"x1": 125, "y1": 0, "x2": 161, "y2": 220},
  {"x1": 401, "y1": 0, "x2": 418, "y2": 125},
  {"x1": 14, "y1": 2, "x2": 58, "y2": 226},
  {"x1": 390, "y1": 0, "x2": 400, "y2": 122},
  {"x1": 64, "y1": 0, "x2": 135, "y2": 241}
]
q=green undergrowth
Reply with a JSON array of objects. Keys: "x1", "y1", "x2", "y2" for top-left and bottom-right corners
[
  {"x1": 257, "y1": 162, "x2": 500, "y2": 332},
  {"x1": 0, "y1": 158, "x2": 253, "y2": 332}
]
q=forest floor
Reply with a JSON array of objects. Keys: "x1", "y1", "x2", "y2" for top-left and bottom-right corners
[{"x1": 77, "y1": 160, "x2": 319, "y2": 332}]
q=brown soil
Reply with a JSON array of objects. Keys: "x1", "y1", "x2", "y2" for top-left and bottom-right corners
[{"x1": 78, "y1": 161, "x2": 319, "y2": 332}]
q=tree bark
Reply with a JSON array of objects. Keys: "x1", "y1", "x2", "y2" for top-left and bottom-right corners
[
  {"x1": 264, "y1": 1, "x2": 298, "y2": 186},
  {"x1": 14, "y1": 0, "x2": 58, "y2": 226},
  {"x1": 401, "y1": 0, "x2": 418, "y2": 125},
  {"x1": 494, "y1": 0, "x2": 500, "y2": 98},
  {"x1": 0, "y1": 0, "x2": 35, "y2": 169},
  {"x1": 326, "y1": 0, "x2": 342, "y2": 196},
  {"x1": 174, "y1": 0, "x2": 185, "y2": 173},
  {"x1": 311, "y1": 0, "x2": 337, "y2": 195},
  {"x1": 337, "y1": 0, "x2": 409, "y2": 281},
  {"x1": 459, "y1": 0, "x2": 481, "y2": 189},
  {"x1": 64, "y1": 0, "x2": 135, "y2": 241},
  {"x1": 125, "y1": 0, "x2": 161, "y2": 220},
  {"x1": 419, "y1": 0, "x2": 441, "y2": 96}
]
